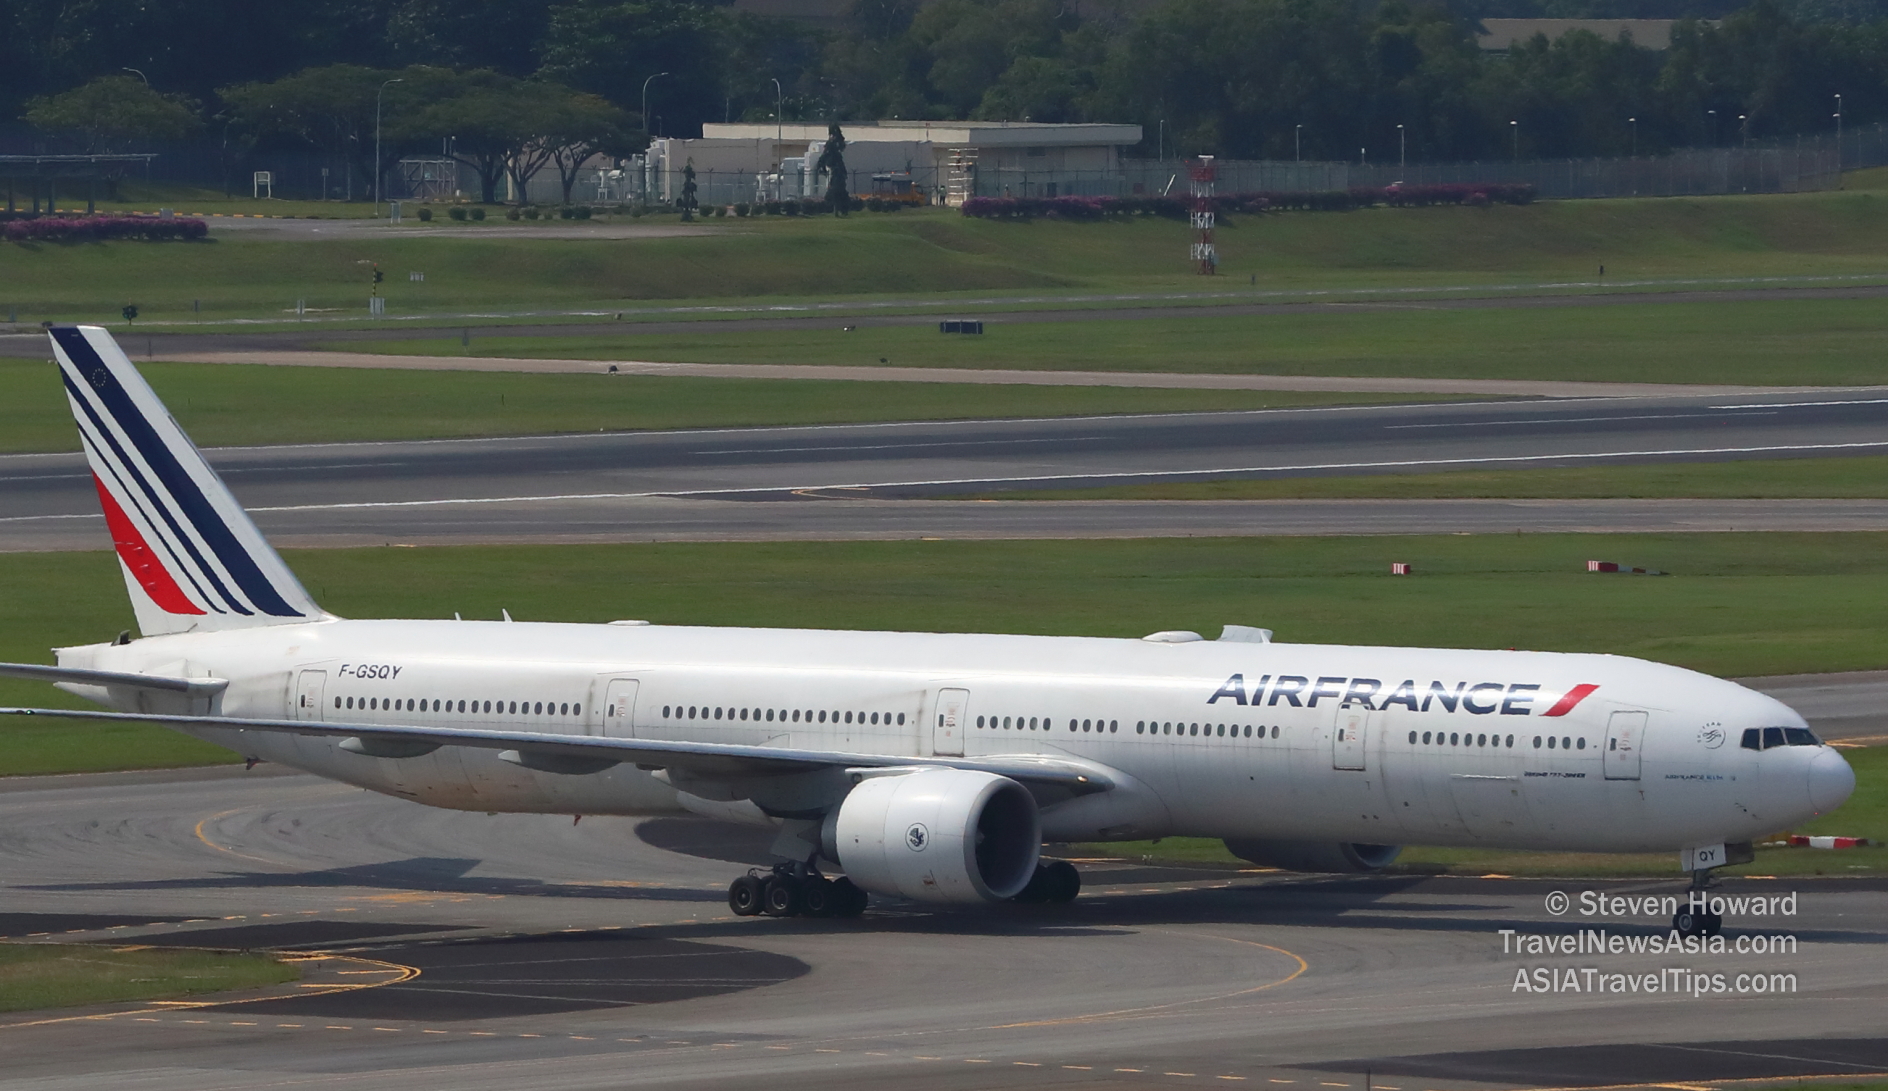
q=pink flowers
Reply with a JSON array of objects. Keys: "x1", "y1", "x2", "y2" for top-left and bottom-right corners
[{"x1": 2, "y1": 215, "x2": 209, "y2": 243}]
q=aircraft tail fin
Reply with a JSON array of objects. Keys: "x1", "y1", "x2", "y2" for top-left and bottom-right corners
[{"x1": 50, "y1": 325, "x2": 328, "y2": 637}]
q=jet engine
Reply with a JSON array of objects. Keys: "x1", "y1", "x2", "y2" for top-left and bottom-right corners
[
  {"x1": 829, "y1": 768, "x2": 1040, "y2": 903},
  {"x1": 1223, "y1": 839, "x2": 1402, "y2": 873}
]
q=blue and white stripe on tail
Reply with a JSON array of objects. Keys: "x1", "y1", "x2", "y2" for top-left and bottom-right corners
[{"x1": 51, "y1": 325, "x2": 327, "y2": 636}]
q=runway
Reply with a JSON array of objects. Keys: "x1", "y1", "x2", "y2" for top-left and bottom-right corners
[
  {"x1": 5, "y1": 390, "x2": 1888, "y2": 550},
  {"x1": 0, "y1": 766, "x2": 1880, "y2": 1090}
]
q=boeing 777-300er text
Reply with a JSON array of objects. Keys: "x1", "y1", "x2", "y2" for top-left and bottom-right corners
[{"x1": 1, "y1": 327, "x2": 1858, "y2": 933}]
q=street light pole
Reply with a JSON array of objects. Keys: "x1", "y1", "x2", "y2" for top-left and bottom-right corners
[
  {"x1": 642, "y1": 72, "x2": 669, "y2": 140},
  {"x1": 1629, "y1": 116, "x2": 1637, "y2": 156},
  {"x1": 1836, "y1": 93, "x2": 1844, "y2": 175},
  {"x1": 1294, "y1": 124, "x2": 1302, "y2": 162},
  {"x1": 1739, "y1": 113, "x2": 1749, "y2": 149},
  {"x1": 771, "y1": 77, "x2": 783, "y2": 147},
  {"x1": 1397, "y1": 123, "x2": 1405, "y2": 170},
  {"x1": 122, "y1": 67, "x2": 149, "y2": 86},
  {"x1": 375, "y1": 77, "x2": 403, "y2": 217},
  {"x1": 1510, "y1": 119, "x2": 1518, "y2": 160}
]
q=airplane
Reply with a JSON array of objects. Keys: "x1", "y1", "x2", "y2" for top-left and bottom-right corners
[{"x1": 1, "y1": 326, "x2": 1857, "y2": 935}]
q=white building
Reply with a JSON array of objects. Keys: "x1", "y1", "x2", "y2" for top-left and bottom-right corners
[{"x1": 646, "y1": 121, "x2": 1144, "y2": 206}]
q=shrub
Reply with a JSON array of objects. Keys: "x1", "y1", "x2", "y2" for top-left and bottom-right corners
[
  {"x1": 713, "y1": 205, "x2": 726, "y2": 217},
  {"x1": 734, "y1": 202, "x2": 750, "y2": 217},
  {"x1": 575, "y1": 206, "x2": 593, "y2": 220},
  {"x1": 4, "y1": 215, "x2": 210, "y2": 243},
  {"x1": 416, "y1": 207, "x2": 433, "y2": 222},
  {"x1": 470, "y1": 206, "x2": 485, "y2": 221},
  {"x1": 959, "y1": 183, "x2": 1534, "y2": 220},
  {"x1": 629, "y1": 206, "x2": 644, "y2": 218},
  {"x1": 448, "y1": 207, "x2": 467, "y2": 222},
  {"x1": 505, "y1": 206, "x2": 521, "y2": 221}
]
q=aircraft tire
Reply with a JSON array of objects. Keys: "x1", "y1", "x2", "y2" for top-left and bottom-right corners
[
  {"x1": 1044, "y1": 860, "x2": 1081, "y2": 903},
  {"x1": 829, "y1": 877, "x2": 868, "y2": 917},
  {"x1": 729, "y1": 875, "x2": 766, "y2": 916},
  {"x1": 762, "y1": 876, "x2": 801, "y2": 917},
  {"x1": 1672, "y1": 908, "x2": 1700, "y2": 937},
  {"x1": 800, "y1": 877, "x2": 837, "y2": 918}
]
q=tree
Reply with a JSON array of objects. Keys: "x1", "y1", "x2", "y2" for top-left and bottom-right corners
[
  {"x1": 221, "y1": 65, "x2": 415, "y2": 199},
  {"x1": 537, "y1": 0, "x2": 727, "y2": 136},
  {"x1": 399, "y1": 69, "x2": 561, "y2": 203},
  {"x1": 679, "y1": 158, "x2": 699, "y2": 220},
  {"x1": 814, "y1": 121, "x2": 850, "y2": 211},
  {"x1": 23, "y1": 75, "x2": 201, "y2": 153},
  {"x1": 542, "y1": 92, "x2": 641, "y2": 204}
]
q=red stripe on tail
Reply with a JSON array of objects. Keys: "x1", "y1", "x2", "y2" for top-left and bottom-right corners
[
  {"x1": 92, "y1": 473, "x2": 203, "y2": 615},
  {"x1": 1541, "y1": 683, "x2": 1599, "y2": 717}
]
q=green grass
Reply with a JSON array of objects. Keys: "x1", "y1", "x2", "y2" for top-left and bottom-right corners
[
  {"x1": 971, "y1": 454, "x2": 1888, "y2": 501},
  {"x1": 0, "y1": 357, "x2": 1413, "y2": 454},
  {"x1": 12, "y1": 186, "x2": 1888, "y2": 327},
  {"x1": 340, "y1": 294, "x2": 1888, "y2": 387},
  {"x1": 1073, "y1": 746, "x2": 1886, "y2": 879},
  {"x1": 7, "y1": 533, "x2": 1888, "y2": 775},
  {"x1": 0, "y1": 944, "x2": 297, "y2": 1012}
]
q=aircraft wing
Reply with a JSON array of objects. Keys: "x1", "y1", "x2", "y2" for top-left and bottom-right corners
[
  {"x1": 0, "y1": 706, "x2": 1113, "y2": 794},
  {"x1": 0, "y1": 662, "x2": 228, "y2": 696}
]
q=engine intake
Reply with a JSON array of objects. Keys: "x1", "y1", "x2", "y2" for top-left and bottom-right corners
[
  {"x1": 1223, "y1": 839, "x2": 1402, "y2": 873},
  {"x1": 830, "y1": 768, "x2": 1041, "y2": 903}
]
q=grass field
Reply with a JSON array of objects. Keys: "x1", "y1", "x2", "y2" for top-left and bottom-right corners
[
  {"x1": 6, "y1": 533, "x2": 1888, "y2": 775},
  {"x1": 0, "y1": 944, "x2": 296, "y2": 1012},
  {"x1": 11, "y1": 184, "x2": 1888, "y2": 327},
  {"x1": 971, "y1": 454, "x2": 1888, "y2": 500},
  {"x1": 1073, "y1": 739, "x2": 1885, "y2": 877},
  {"x1": 341, "y1": 293, "x2": 1888, "y2": 386},
  {"x1": 0, "y1": 358, "x2": 1410, "y2": 453}
]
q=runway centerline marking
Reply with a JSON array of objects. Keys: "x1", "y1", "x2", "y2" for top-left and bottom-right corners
[{"x1": 1383, "y1": 412, "x2": 1778, "y2": 429}]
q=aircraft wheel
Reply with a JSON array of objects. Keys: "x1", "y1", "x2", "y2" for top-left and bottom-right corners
[
  {"x1": 1701, "y1": 911, "x2": 1723, "y2": 937},
  {"x1": 1044, "y1": 860, "x2": 1082, "y2": 903},
  {"x1": 1672, "y1": 908, "x2": 1700, "y2": 937},
  {"x1": 800, "y1": 877, "x2": 837, "y2": 918},
  {"x1": 762, "y1": 876, "x2": 801, "y2": 917},
  {"x1": 729, "y1": 874, "x2": 765, "y2": 916},
  {"x1": 828, "y1": 877, "x2": 868, "y2": 917}
]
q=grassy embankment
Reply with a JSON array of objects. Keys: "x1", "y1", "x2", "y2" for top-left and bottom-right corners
[
  {"x1": 348, "y1": 292, "x2": 1888, "y2": 388},
  {"x1": 10, "y1": 181, "x2": 1888, "y2": 326},
  {"x1": 0, "y1": 945, "x2": 297, "y2": 1012},
  {"x1": 0, "y1": 357, "x2": 1413, "y2": 454},
  {"x1": 6, "y1": 534, "x2": 1881, "y2": 877}
]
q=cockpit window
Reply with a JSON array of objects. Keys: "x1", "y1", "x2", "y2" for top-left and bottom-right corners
[{"x1": 1742, "y1": 726, "x2": 1822, "y2": 750}]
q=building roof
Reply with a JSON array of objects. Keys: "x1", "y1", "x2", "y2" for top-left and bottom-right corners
[
  {"x1": 1477, "y1": 18, "x2": 1688, "y2": 50},
  {"x1": 700, "y1": 122, "x2": 1143, "y2": 146}
]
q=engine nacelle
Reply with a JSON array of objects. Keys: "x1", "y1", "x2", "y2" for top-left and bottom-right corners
[
  {"x1": 1223, "y1": 839, "x2": 1402, "y2": 873},
  {"x1": 830, "y1": 768, "x2": 1040, "y2": 903}
]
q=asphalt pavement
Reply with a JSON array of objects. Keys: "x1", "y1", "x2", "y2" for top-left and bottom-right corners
[{"x1": 0, "y1": 766, "x2": 1878, "y2": 1091}]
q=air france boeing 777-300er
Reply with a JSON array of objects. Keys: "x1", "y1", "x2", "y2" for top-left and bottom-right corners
[{"x1": 2, "y1": 327, "x2": 1858, "y2": 933}]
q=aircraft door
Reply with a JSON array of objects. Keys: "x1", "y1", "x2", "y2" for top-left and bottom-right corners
[
  {"x1": 1604, "y1": 710, "x2": 1646, "y2": 780},
  {"x1": 602, "y1": 679, "x2": 640, "y2": 739},
  {"x1": 1331, "y1": 706, "x2": 1369, "y2": 771},
  {"x1": 931, "y1": 688, "x2": 969, "y2": 757},
  {"x1": 294, "y1": 670, "x2": 326, "y2": 721}
]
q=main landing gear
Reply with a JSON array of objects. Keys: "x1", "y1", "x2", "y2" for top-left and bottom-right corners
[
  {"x1": 1671, "y1": 867, "x2": 1723, "y2": 939},
  {"x1": 729, "y1": 864, "x2": 867, "y2": 919},
  {"x1": 1013, "y1": 860, "x2": 1081, "y2": 904}
]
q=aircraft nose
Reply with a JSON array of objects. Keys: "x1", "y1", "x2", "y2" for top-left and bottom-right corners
[{"x1": 1808, "y1": 748, "x2": 1856, "y2": 814}]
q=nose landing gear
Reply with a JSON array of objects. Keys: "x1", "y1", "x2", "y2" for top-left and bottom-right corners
[
  {"x1": 1671, "y1": 867, "x2": 1724, "y2": 939},
  {"x1": 729, "y1": 864, "x2": 867, "y2": 919}
]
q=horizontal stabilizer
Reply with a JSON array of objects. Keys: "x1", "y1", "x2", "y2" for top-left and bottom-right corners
[{"x1": 0, "y1": 662, "x2": 227, "y2": 696}]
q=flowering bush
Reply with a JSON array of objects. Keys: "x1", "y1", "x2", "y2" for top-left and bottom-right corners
[
  {"x1": 2, "y1": 215, "x2": 209, "y2": 243},
  {"x1": 960, "y1": 183, "x2": 1534, "y2": 220}
]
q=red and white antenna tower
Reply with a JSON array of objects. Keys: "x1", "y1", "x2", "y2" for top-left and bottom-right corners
[{"x1": 1188, "y1": 155, "x2": 1217, "y2": 275}]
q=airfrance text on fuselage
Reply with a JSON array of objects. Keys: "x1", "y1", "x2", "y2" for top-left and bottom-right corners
[{"x1": 1207, "y1": 675, "x2": 1597, "y2": 717}]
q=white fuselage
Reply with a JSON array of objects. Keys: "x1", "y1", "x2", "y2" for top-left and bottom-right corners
[{"x1": 59, "y1": 618, "x2": 1843, "y2": 854}]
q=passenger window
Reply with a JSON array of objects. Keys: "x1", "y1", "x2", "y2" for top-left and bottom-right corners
[
  {"x1": 1576, "y1": 737, "x2": 1585, "y2": 749},
  {"x1": 898, "y1": 714, "x2": 906, "y2": 725},
  {"x1": 819, "y1": 710, "x2": 827, "y2": 723},
  {"x1": 1506, "y1": 734, "x2": 1514, "y2": 747},
  {"x1": 334, "y1": 696, "x2": 342, "y2": 709},
  {"x1": 1533, "y1": 735, "x2": 1542, "y2": 748},
  {"x1": 1449, "y1": 732, "x2": 1458, "y2": 745},
  {"x1": 1190, "y1": 723, "x2": 1199, "y2": 736},
  {"x1": 1271, "y1": 725, "x2": 1279, "y2": 738},
  {"x1": 1111, "y1": 720, "x2": 1118, "y2": 733},
  {"x1": 1548, "y1": 736, "x2": 1557, "y2": 748},
  {"x1": 1477, "y1": 733, "x2": 1486, "y2": 746},
  {"x1": 1562, "y1": 736, "x2": 1572, "y2": 750},
  {"x1": 1421, "y1": 731, "x2": 1431, "y2": 744},
  {"x1": 1408, "y1": 731, "x2": 1417, "y2": 744},
  {"x1": 1763, "y1": 727, "x2": 1785, "y2": 749}
]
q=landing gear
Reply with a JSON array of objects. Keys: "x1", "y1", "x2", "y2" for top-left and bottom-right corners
[
  {"x1": 728, "y1": 865, "x2": 866, "y2": 919},
  {"x1": 1671, "y1": 867, "x2": 1723, "y2": 939},
  {"x1": 1013, "y1": 860, "x2": 1081, "y2": 904}
]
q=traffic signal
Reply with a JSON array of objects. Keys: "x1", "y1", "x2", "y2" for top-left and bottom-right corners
[{"x1": 372, "y1": 267, "x2": 384, "y2": 285}]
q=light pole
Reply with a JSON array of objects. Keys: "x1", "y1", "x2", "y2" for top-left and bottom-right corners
[
  {"x1": 1707, "y1": 108, "x2": 1717, "y2": 146},
  {"x1": 122, "y1": 67, "x2": 149, "y2": 86},
  {"x1": 1157, "y1": 118, "x2": 1164, "y2": 161},
  {"x1": 1739, "y1": 113, "x2": 1749, "y2": 148},
  {"x1": 375, "y1": 77, "x2": 402, "y2": 217},
  {"x1": 771, "y1": 77, "x2": 783, "y2": 147},
  {"x1": 1294, "y1": 124, "x2": 1302, "y2": 162},
  {"x1": 1510, "y1": 119, "x2": 1518, "y2": 160},
  {"x1": 1836, "y1": 93, "x2": 1844, "y2": 174},
  {"x1": 1397, "y1": 123, "x2": 1405, "y2": 170},
  {"x1": 1628, "y1": 116, "x2": 1637, "y2": 156},
  {"x1": 642, "y1": 72, "x2": 669, "y2": 140}
]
